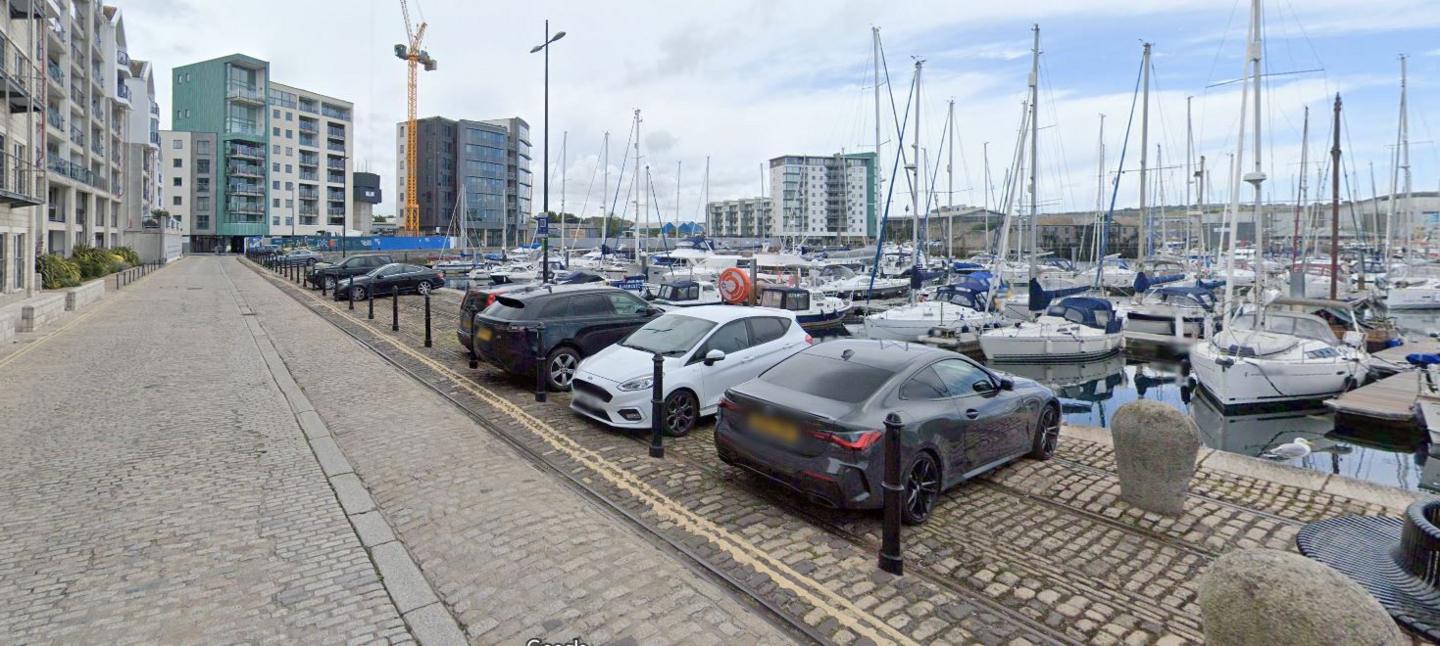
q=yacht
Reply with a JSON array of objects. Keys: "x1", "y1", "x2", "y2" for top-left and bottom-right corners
[
  {"x1": 649, "y1": 279, "x2": 723, "y2": 309},
  {"x1": 1386, "y1": 276, "x2": 1440, "y2": 310},
  {"x1": 863, "y1": 278, "x2": 1004, "y2": 342},
  {"x1": 980, "y1": 296, "x2": 1124, "y2": 362},
  {"x1": 758, "y1": 285, "x2": 850, "y2": 331},
  {"x1": 1189, "y1": 297, "x2": 1369, "y2": 408},
  {"x1": 1124, "y1": 284, "x2": 1219, "y2": 340},
  {"x1": 817, "y1": 264, "x2": 911, "y2": 300}
]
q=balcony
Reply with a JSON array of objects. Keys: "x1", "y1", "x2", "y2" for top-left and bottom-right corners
[
  {"x1": 326, "y1": 159, "x2": 345, "y2": 170},
  {"x1": 46, "y1": 59, "x2": 61, "y2": 84},
  {"x1": 149, "y1": 131, "x2": 159, "y2": 145},
  {"x1": 149, "y1": 102, "x2": 159, "y2": 116},
  {"x1": 298, "y1": 205, "x2": 319, "y2": 216},
  {"x1": 225, "y1": 142, "x2": 264, "y2": 160},
  {"x1": 298, "y1": 121, "x2": 318, "y2": 134},
  {"x1": 321, "y1": 104, "x2": 350, "y2": 121},
  {"x1": 92, "y1": 140, "x2": 103, "y2": 157},
  {"x1": 224, "y1": 117, "x2": 261, "y2": 136},
  {"x1": 225, "y1": 162, "x2": 262, "y2": 178},
  {"x1": 326, "y1": 142, "x2": 345, "y2": 153},
  {"x1": 225, "y1": 82, "x2": 263, "y2": 105},
  {"x1": 327, "y1": 172, "x2": 345, "y2": 184},
  {"x1": 226, "y1": 198, "x2": 264, "y2": 214},
  {"x1": 110, "y1": 148, "x2": 120, "y2": 165},
  {"x1": 0, "y1": 151, "x2": 42, "y2": 206},
  {"x1": 327, "y1": 206, "x2": 345, "y2": 216},
  {"x1": 46, "y1": 107, "x2": 62, "y2": 128},
  {"x1": 68, "y1": 126, "x2": 84, "y2": 147},
  {"x1": 115, "y1": 80, "x2": 130, "y2": 103},
  {"x1": 325, "y1": 125, "x2": 345, "y2": 139},
  {"x1": 298, "y1": 187, "x2": 319, "y2": 200},
  {"x1": 116, "y1": 49, "x2": 129, "y2": 66},
  {"x1": 298, "y1": 133, "x2": 317, "y2": 148},
  {"x1": 298, "y1": 170, "x2": 318, "y2": 181},
  {"x1": 48, "y1": 157, "x2": 105, "y2": 190},
  {"x1": 227, "y1": 182, "x2": 264, "y2": 196}
]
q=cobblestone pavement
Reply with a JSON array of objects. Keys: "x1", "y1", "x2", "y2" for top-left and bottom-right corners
[
  {"x1": 247, "y1": 257, "x2": 1431, "y2": 645},
  {"x1": 226, "y1": 257, "x2": 794, "y2": 644},
  {"x1": 0, "y1": 258, "x2": 410, "y2": 644}
]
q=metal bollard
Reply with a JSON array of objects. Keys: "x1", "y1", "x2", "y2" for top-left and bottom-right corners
[
  {"x1": 423, "y1": 291, "x2": 432, "y2": 347},
  {"x1": 320, "y1": 273, "x2": 328, "y2": 296},
  {"x1": 348, "y1": 282, "x2": 354, "y2": 310},
  {"x1": 367, "y1": 283, "x2": 375, "y2": 320},
  {"x1": 878, "y1": 412, "x2": 904, "y2": 576},
  {"x1": 649, "y1": 352, "x2": 665, "y2": 458},
  {"x1": 391, "y1": 286, "x2": 399, "y2": 332},
  {"x1": 532, "y1": 323, "x2": 547, "y2": 403}
]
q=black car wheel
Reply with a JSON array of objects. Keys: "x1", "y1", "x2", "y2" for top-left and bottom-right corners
[
  {"x1": 546, "y1": 347, "x2": 580, "y2": 391},
  {"x1": 417, "y1": 280, "x2": 433, "y2": 295},
  {"x1": 351, "y1": 285, "x2": 367, "y2": 301},
  {"x1": 324, "y1": 275, "x2": 338, "y2": 290},
  {"x1": 902, "y1": 452, "x2": 941, "y2": 525},
  {"x1": 1028, "y1": 404, "x2": 1060, "y2": 460},
  {"x1": 663, "y1": 390, "x2": 698, "y2": 437}
]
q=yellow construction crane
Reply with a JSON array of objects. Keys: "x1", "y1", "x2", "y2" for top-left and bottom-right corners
[{"x1": 395, "y1": 0, "x2": 436, "y2": 235}]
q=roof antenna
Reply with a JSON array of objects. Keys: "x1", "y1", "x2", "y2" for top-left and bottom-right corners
[{"x1": 841, "y1": 348, "x2": 855, "y2": 361}]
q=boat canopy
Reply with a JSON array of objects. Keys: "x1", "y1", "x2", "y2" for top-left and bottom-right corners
[
  {"x1": 1045, "y1": 297, "x2": 1122, "y2": 333},
  {"x1": 1146, "y1": 285, "x2": 1217, "y2": 311},
  {"x1": 759, "y1": 286, "x2": 811, "y2": 312},
  {"x1": 1027, "y1": 278, "x2": 1090, "y2": 311},
  {"x1": 1228, "y1": 310, "x2": 1340, "y2": 346},
  {"x1": 1132, "y1": 271, "x2": 1186, "y2": 293}
]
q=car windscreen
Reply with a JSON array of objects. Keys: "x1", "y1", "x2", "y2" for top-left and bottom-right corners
[
  {"x1": 759, "y1": 353, "x2": 895, "y2": 402},
  {"x1": 619, "y1": 314, "x2": 716, "y2": 356}
]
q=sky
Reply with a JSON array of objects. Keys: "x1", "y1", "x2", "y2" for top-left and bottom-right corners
[{"x1": 116, "y1": 0, "x2": 1440, "y2": 225}]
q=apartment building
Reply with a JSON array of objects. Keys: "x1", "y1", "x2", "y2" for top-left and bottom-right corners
[
  {"x1": 157, "y1": 129, "x2": 217, "y2": 248},
  {"x1": 121, "y1": 57, "x2": 158, "y2": 232},
  {"x1": 171, "y1": 54, "x2": 358, "y2": 252},
  {"x1": 395, "y1": 115, "x2": 531, "y2": 246},
  {"x1": 768, "y1": 152, "x2": 876, "y2": 242},
  {"x1": 0, "y1": 3, "x2": 45, "y2": 308},
  {"x1": 705, "y1": 197, "x2": 771, "y2": 238},
  {"x1": 41, "y1": 1, "x2": 131, "y2": 256}
]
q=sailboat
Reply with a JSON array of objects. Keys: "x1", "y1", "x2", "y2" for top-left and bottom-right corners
[
  {"x1": 981, "y1": 26, "x2": 1124, "y2": 360},
  {"x1": 1191, "y1": 5, "x2": 1371, "y2": 408}
]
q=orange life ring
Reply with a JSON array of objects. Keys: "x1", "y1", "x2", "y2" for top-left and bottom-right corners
[{"x1": 718, "y1": 267, "x2": 751, "y2": 304}]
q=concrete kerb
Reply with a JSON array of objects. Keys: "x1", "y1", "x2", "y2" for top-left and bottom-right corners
[
  {"x1": 221, "y1": 260, "x2": 466, "y2": 645},
  {"x1": 1061, "y1": 424, "x2": 1423, "y2": 513}
]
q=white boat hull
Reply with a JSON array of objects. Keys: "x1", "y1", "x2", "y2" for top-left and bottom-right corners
[
  {"x1": 980, "y1": 322, "x2": 1123, "y2": 362},
  {"x1": 1189, "y1": 343, "x2": 1366, "y2": 407},
  {"x1": 1386, "y1": 286, "x2": 1440, "y2": 310},
  {"x1": 863, "y1": 303, "x2": 1000, "y2": 342}
]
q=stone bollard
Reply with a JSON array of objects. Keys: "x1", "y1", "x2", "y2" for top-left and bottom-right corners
[
  {"x1": 1110, "y1": 400, "x2": 1200, "y2": 515},
  {"x1": 1199, "y1": 549, "x2": 1406, "y2": 646}
]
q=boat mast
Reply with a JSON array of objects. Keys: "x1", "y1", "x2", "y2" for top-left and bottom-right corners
[
  {"x1": 1027, "y1": 25, "x2": 1039, "y2": 280},
  {"x1": 1294, "y1": 106, "x2": 1309, "y2": 269},
  {"x1": 633, "y1": 109, "x2": 642, "y2": 258},
  {"x1": 676, "y1": 160, "x2": 682, "y2": 244},
  {"x1": 1331, "y1": 93, "x2": 1342, "y2": 300},
  {"x1": 1196, "y1": 156, "x2": 1206, "y2": 258},
  {"x1": 1095, "y1": 114, "x2": 1105, "y2": 262},
  {"x1": 1185, "y1": 96, "x2": 1192, "y2": 255},
  {"x1": 1244, "y1": 0, "x2": 1267, "y2": 291},
  {"x1": 983, "y1": 141, "x2": 991, "y2": 254},
  {"x1": 1400, "y1": 55, "x2": 1412, "y2": 261},
  {"x1": 600, "y1": 131, "x2": 609, "y2": 254},
  {"x1": 911, "y1": 58, "x2": 923, "y2": 272},
  {"x1": 947, "y1": 98, "x2": 955, "y2": 261},
  {"x1": 1222, "y1": 0, "x2": 1258, "y2": 318},
  {"x1": 560, "y1": 130, "x2": 567, "y2": 257},
  {"x1": 1138, "y1": 42, "x2": 1151, "y2": 267},
  {"x1": 873, "y1": 27, "x2": 883, "y2": 249}
]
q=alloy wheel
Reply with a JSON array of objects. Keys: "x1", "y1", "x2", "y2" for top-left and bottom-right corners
[
  {"x1": 903, "y1": 454, "x2": 940, "y2": 525},
  {"x1": 549, "y1": 352, "x2": 578, "y2": 389},
  {"x1": 324, "y1": 276, "x2": 337, "y2": 289},
  {"x1": 1035, "y1": 406, "x2": 1060, "y2": 459},
  {"x1": 352, "y1": 286, "x2": 366, "y2": 301},
  {"x1": 417, "y1": 281, "x2": 432, "y2": 295},
  {"x1": 664, "y1": 391, "x2": 697, "y2": 436}
]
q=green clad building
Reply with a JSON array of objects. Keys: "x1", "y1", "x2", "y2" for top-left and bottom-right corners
[{"x1": 171, "y1": 55, "x2": 269, "y2": 246}]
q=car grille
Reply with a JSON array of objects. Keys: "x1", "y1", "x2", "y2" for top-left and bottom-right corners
[
  {"x1": 572, "y1": 379, "x2": 613, "y2": 403},
  {"x1": 572, "y1": 398, "x2": 611, "y2": 421}
]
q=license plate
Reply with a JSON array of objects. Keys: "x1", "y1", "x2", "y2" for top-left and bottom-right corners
[
  {"x1": 574, "y1": 391, "x2": 600, "y2": 408},
  {"x1": 476, "y1": 326, "x2": 493, "y2": 342},
  {"x1": 749, "y1": 414, "x2": 798, "y2": 443}
]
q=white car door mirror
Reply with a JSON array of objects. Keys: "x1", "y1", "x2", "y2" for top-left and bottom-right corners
[{"x1": 703, "y1": 349, "x2": 726, "y2": 366}]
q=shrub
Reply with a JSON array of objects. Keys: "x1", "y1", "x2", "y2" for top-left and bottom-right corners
[
  {"x1": 71, "y1": 245, "x2": 125, "y2": 280},
  {"x1": 38, "y1": 253, "x2": 80, "y2": 289},
  {"x1": 112, "y1": 246, "x2": 141, "y2": 266}
]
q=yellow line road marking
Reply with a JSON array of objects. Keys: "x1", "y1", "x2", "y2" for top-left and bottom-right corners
[{"x1": 253, "y1": 263, "x2": 924, "y2": 646}]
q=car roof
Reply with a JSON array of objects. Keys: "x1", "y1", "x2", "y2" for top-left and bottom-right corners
[
  {"x1": 503, "y1": 283, "x2": 623, "y2": 301},
  {"x1": 801, "y1": 339, "x2": 954, "y2": 372},
  {"x1": 662, "y1": 305, "x2": 797, "y2": 323}
]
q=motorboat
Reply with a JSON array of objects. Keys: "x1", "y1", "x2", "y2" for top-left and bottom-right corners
[
  {"x1": 758, "y1": 285, "x2": 850, "y2": 331},
  {"x1": 489, "y1": 259, "x2": 568, "y2": 284},
  {"x1": 649, "y1": 280, "x2": 723, "y2": 309},
  {"x1": 816, "y1": 264, "x2": 911, "y2": 300},
  {"x1": 1189, "y1": 296, "x2": 1370, "y2": 409},
  {"x1": 863, "y1": 277, "x2": 1004, "y2": 342},
  {"x1": 1386, "y1": 276, "x2": 1440, "y2": 310},
  {"x1": 1124, "y1": 285, "x2": 1220, "y2": 340},
  {"x1": 980, "y1": 295, "x2": 1124, "y2": 362}
]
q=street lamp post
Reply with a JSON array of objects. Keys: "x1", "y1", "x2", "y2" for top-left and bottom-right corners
[{"x1": 531, "y1": 21, "x2": 565, "y2": 284}]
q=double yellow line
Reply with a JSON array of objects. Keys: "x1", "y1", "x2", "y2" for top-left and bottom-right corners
[{"x1": 257, "y1": 263, "x2": 925, "y2": 646}]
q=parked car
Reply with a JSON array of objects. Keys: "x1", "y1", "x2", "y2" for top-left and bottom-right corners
[
  {"x1": 457, "y1": 272, "x2": 607, "y2": 359},
  {"x1": 333, "y1": 263, "x2": 445, "y2": 301},
  {"x1": 470, "y1": 285, "x2": 658, "y2": 390},
  {"x1": 714, "y1": 340, "x2": 1060, "y2": 525},
  {"x1": 569, "y1": 306, "x2": 811, "y2": 436},
  {"x1": 275, "y1": 249, "x2": 323, "y2": 266},
  {"x1": 308, "y1": 254, "x2": 394, "y2": 290}
]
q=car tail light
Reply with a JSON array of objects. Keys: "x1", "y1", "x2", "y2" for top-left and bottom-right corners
[
  {"x1": 718, "y1": 396, "x2": 742, "y2": 413},
  {"x1": 804, "y1": 334, "x2": 814, "y2": 345},
  {"x1": 486, "y1": 293, "x2": 498, "y2": 307},
  {"x1": 808, "y1": 429, "x2": 883, "y2": 451}
]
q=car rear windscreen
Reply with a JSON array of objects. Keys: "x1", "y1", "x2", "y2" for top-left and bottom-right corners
[
  {"x1": 482, "y1": 300, "x2": 528, "y2": 321},
  {"x1": 759, "y1": 353, "x2": 894, "y2": 401}
]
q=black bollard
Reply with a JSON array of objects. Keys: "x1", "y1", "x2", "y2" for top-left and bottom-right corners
[
  {"x1": 878, "y1": 411, "x2": 904, "y2": 576},
  {"x1": 367, "y1": 283, "x2": 375, "y2": 320},
  {"x1": 532, "y1": 323, "x2": 547, "y2": 403},
  {"x1": 423, "y1": 291, "x2": 432, "y2": 347},
  {"x1": 347, "y1": 282, "x2": 354, "y2": 310},
  {"x1": 391, "y1": 286, "x2": 399, "y2": 332},
  {"x1": 320, "y1": 273, "x2": 328, "y2": 297},
  {"x1": 649, "y1": 352, "x2": 665, "y2": 458}
]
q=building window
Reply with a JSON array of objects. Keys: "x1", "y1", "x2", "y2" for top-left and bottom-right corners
[
  {"x1": 285, "y1": 164, "x2": 292, "y2": 173},
  {"x1": 197, "y1": 140, "x2": 211, "y2": 154},
  {"x1": 272, "y1": 180, "x2": 280, "y2": 189},
  {"x1": 285, "y1": 199, "x2": 293, "y2": 208},
  {"x1": 272, "y1": 127, "x2": 280, "y2": 136},
  {"x1": 196, "y1": 159, "x2": 210, "y2": 174},
  {"x1": 171, "y1": 139, "x2": 182, "y2": 149},
  {"x1": 285, "y1": 129, "x2": 293, "y2": 139},
  {"x1": 272, "y1": 144, "x2": 279, "y2": 154},
  {"x1": 172, "y1": 158, "x2": 182, "y2": 168},
  {"x1": 285, "y1": 181, "x2": 293, "y2": 190},
  {"x1": 272, "y1": 216, "x2": 279, "y2": 225},
  {"x1": 286, "y1": 112, "x2": 293, "y2": 121},
  {"x1": 272, "y1": 162, "x2": 280, "y2": 172},
  {"x1": 286, "y1": 147, "x2": 293, "y2": 156},
  {"x1": 172, "y1": 196, "x2": 181, "y2": 206},
  {"x1": 172, "y1": 177, "x2": 182, "y2": 187},
  {"x1": 285, "y1": 217, "x2": 293, "y2": 226},
  {"x1": 196, "y1": 197, "x2": 210, "y2": 210},
  {"x1": 197, "y1": 215, "x2": 209, "y2": 229},
  {"x1": 272, "y1": 108, "x2": 280, "y2": 118},
  {"x1": 273, "y1": 198, "x2": 280, "y2": 207},
  {"x1": 196, "y1": 177, "x2": 210, "y2": 192}
]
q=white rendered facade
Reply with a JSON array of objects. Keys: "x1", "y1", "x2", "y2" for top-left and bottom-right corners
[
  {"x1": 266, "y1": 82, "x2": 357, "y2": 238},
  {"x1": 768, "y1": 153, "x2": 875, "y2": 241}
]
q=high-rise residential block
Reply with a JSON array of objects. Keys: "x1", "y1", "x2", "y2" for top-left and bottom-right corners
[
  {"x1": 41, "y1": 1, "x2": 131, "y2": 256},
  {"x1": 395, "y1": 115, "x2": 531, "y2": 246},
  {"x1": 171, "y1": 54, "x2": 357, "y2": 252},
  {"x1": 0, "y1": 3, "x2": 46, "y2": 307},
  {"x1": 768, "y1": 152, "x2": 877, "y2": 241},
  {"x1": 706, "y1": 197, "x2": 772, "y2": 238},
  {"x1": 122, "y1": 57, "x2": 158, "y2": 233}
]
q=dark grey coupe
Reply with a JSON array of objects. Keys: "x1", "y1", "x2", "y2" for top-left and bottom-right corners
[{"x1": 715, "y1": 340, "x2": 1060, "y2": 524}]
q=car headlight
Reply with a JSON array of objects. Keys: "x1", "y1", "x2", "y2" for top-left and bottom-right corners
[{"x1": 617, "y1": 376, "x2": 654, "y2": 392}]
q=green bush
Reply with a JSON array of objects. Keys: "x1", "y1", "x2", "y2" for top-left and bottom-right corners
[
  {"x1": 71, "y1": 245, "x2": 127, "y2": 280},
  {"x1": 38, "y1": 253, "x2": 80, "y2": 289},
  {"x1": 112, "y1": 246, "x2": 141, "y2": 266}
]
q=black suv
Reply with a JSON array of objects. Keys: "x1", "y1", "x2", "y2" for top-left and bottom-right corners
[
  {"x1": 471, "y1": 285, "x2": 658, "y2": 390},
  {"x1": 457, "y1": 272, "x2": 607, "y2": 357},
  {"x1": 308, "y1": 254, "x2": 393, "y2": 290}
]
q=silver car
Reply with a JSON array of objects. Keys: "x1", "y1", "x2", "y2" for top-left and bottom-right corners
[{"x1": 715, "y1": 340, "x2": 1060, "y2": 524}]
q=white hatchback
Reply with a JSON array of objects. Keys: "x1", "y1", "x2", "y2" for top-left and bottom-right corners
[{"x1": 569, "y1": 305, "x2": 812, "y2": 435}]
